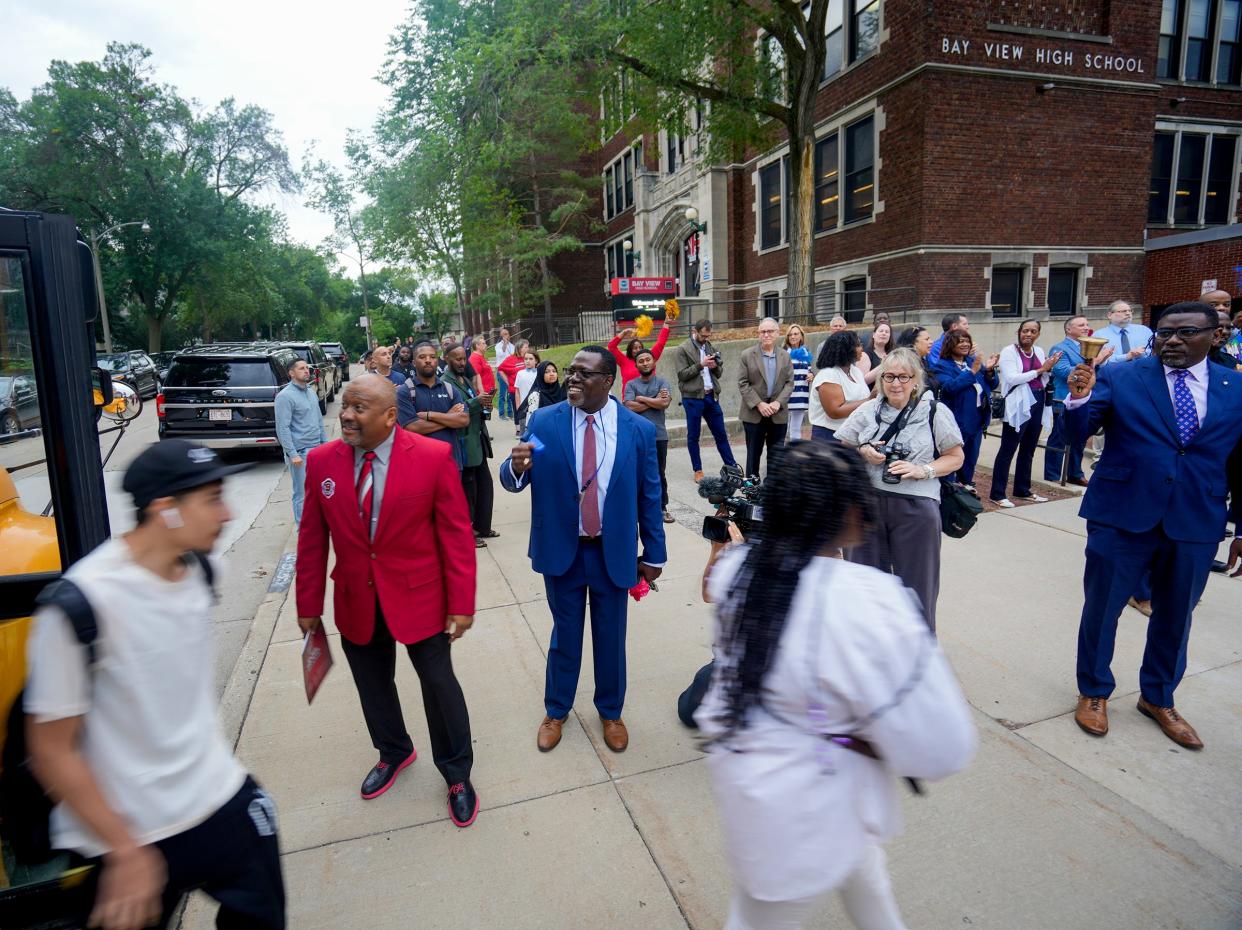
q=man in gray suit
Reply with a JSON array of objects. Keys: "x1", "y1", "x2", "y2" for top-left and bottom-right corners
[{"x1": 737, "y1": 317, "x2": 794, "y2": 477}]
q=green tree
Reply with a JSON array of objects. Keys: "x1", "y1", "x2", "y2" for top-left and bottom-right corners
[{"x1": 0, "y1": 43, "x2": 298, "y2": 350}]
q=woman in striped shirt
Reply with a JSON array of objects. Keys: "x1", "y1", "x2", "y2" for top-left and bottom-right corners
[{"x1": 784, "y1": 324, "x2": 812, "y2": 442}]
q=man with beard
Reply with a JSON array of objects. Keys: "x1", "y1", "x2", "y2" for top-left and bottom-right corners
[
  {"x1": 1065, "y1": 302, "x2": 1242, "y2": 750},
  {"x1": 442, "y1": 343, "x2": 497, "y2": 546},
  {"x1": 500, "y1": 346, "x2": 666, "y2": 754},
  {"x1": 296, "y1": 374, "x2": 480, "y2": 826}
]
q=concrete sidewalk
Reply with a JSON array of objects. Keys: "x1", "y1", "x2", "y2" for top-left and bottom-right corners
[{"x1": 185, "y1": 452, "x2": 1242, "y2": 930}]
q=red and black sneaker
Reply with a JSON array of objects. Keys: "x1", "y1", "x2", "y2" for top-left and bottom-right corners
[
  {"x1": 360, "y1": 749, "x2": 417, "y2": 800},
  {"x1": 447, "y1": 781, "x2": 479, "y2": 827}
]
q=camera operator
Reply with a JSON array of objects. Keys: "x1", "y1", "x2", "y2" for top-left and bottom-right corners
[
  {"x1": 698, "y1": 441, "x2": 975, "y2": 930},
  {"x1": 836, "y1": 348, "x2": 964, "y2": 632}
]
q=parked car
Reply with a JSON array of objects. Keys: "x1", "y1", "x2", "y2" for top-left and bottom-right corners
[
  {"x1": 97, "y1": 350, "x2": 161, "y2": 399},
  {"x1": 281, "y1": 341, "x2": 337, "y2": 413},
  {"x1": 320, "y1": 341, "x2": 350, "y2": 383},
  {"x1": 150, "y1": 351, "x2": 180, "y2": 383},
  {"x1": 157, "y1": 342, "x2": 300, "y2": 452},
  {"x1": 0, "y1": 373, "x2": 39, "y2": 435}
]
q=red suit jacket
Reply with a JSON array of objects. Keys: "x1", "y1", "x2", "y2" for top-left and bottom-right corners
[{"x1": 296, "y1": 429, "x2": 476, "y2": 645}]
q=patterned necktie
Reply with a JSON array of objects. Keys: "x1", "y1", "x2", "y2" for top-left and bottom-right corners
[
  {"x1": 1172, "y1": 370, "x2": 1199, "y2": 446},
  {"x1": 580, "y1": 415, "x2": 601, "y2": 537},
  {"x1": 357, "y1": 450, "x2": 377, "y2": 537},
  {"x1": 1119, "y1": 328, "x2": 1130, "y2": 354}
]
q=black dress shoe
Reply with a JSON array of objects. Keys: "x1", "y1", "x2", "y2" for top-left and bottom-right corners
[
  {"x1": 447, "y1": 780, "x2": 479, "y2": 827},
  {"x1": 1209, "y1": 559, "x2": 1228, "y2": 574},
  {"x1": 360, "y1": 749, "x2": 417, "y2": 800}
]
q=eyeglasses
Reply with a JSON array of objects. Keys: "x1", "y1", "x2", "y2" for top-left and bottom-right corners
[
  {"x1": 880, "y1": 373, "x2": 914, "y2": 384},
  {"x1": 1154, "y1": 326, "x2": 1216, "y2": 340},
  {"x1": 565, "y1": 366, "x2": 607, "y2": 380}
]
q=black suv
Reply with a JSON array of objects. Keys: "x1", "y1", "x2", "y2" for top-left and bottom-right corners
[
  {"x1": 97, "y1": 350, "x2": 161, "y2": 399},
  {"x1": 281, "y1": 341, "x2": 337, "y2": 413},
  {"x1": 320, "y1": 341, "x2": 349, "y2": 383},
  {"x1": 158, "y1": 342, "x2": 300, "y2": 452}
]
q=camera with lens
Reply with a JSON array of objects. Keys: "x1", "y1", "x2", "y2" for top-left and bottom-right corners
[
  {"x1": 871, "y1": 440, "x2": 912, "y2": 485},
  {"x1": 698, "y1": 464, "x2": 762, "y2": 541}
]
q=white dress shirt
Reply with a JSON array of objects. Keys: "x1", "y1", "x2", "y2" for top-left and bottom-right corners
[
  {"x1": 494, "y1": 339, "x2": 515, "y2": 366},
  {"x1": 353, "y1": 427, "x2": 396, "y2": 540},
  {"x1": 1064, "y1": 357, "x2": 1210, "y2": 425},
  {"x1": 572, "y1": 399, "x2": 618, "y2": 535},
  {"x1": 698, "y1": 339, "x2": 715, "y2": 392}
]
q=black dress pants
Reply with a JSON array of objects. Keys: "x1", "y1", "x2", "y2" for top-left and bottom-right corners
[
  {"x1": 461, "y1": 461, "x2": 495, "y2": 535},
  {"x1": 743, "y1": 417, "x2": 787, "y2": 477},
  {"x1": 340, "y1": 604, "x2": 473, "y2": 786}
]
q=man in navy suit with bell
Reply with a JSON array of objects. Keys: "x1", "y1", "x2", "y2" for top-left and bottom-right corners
[
  {"x1": 501, "y1": 345, "x2": 667, "y2": 753},
  {"x1": 1065, "y1": 302, "x2": 1242, "y2": 749}
]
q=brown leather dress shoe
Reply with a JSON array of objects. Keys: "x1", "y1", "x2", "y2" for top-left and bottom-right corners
[
  {"x1": 1068, "y1": 477, "x2": 1089, "y2": 488},
  {"x1": 600, "y1": 717, "x2": 629, "y2": 752},
  {"x1": 537, "y1": 715, "x2": 567, "y2": 752},
  {"x1": 1074, "y1": 695, "x2": 1108, "y2": 736},
  {"x1": 1127, "y1": 597, "x2": 1153, "y2": 617},
  {"x1": 1137, "y1": 698, "x2": 1203, "y2": 750}
]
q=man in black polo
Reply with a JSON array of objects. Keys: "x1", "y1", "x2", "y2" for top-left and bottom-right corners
[{"x1": 398, "y1": 341, "x2": 469, "y2": 467}]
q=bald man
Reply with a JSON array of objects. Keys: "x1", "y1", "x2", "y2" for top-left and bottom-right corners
[{"x1": 295, "y1": 374, "x2": 482, "y2": 826}]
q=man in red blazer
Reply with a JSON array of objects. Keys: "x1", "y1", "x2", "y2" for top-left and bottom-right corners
[{"x1": 296, "y1": 374, "x2": 481, "y2": 827}]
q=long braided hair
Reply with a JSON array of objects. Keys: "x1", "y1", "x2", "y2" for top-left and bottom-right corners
[{"x1": 711, "y1": 441, "x2": 877, "y2": 743}]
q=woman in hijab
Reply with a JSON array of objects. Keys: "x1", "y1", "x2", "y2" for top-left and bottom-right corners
[{"x1": 526, "y1": 360, "x2": 566, "y2": 421}]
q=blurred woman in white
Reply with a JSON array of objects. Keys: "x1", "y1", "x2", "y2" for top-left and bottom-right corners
[{"x1": 699, "y1": 441, "x2": 976, "y2": 930}]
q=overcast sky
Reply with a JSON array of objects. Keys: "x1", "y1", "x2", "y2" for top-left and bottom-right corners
[{"x1": 1, "y1": 0, "x2": 410, "y2": 255}]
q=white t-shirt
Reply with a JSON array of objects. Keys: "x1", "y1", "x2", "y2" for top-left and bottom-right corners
[
  {"x1": 697, "y1": 549, "x2": 976, "y2": 901},
  {"x1": 809, "y1": 364, "x2": 870, "y2": 430},
  {"x1": 25, "y1": 538, "x2": 245, "y2": 857},
  {"x1": 514, "y1": 367, "x2": 538, "y2": 407}
]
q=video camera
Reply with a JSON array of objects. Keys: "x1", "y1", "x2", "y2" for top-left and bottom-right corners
[{"x1": 698, "y1": 464, "x2": 763, "y2": 542}]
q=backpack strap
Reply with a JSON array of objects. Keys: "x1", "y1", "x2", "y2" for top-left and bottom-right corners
[
  {"x1": 35, "y1": 579, "x2": 100, "y2": 665},
  {"x1": 188, "y1": 551, "x2": 217, "y2": 600},
  {"x1": 927, "y1": 392, "x2": 941, "y2": 457}
]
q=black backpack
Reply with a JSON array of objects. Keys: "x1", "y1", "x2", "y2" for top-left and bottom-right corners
[{"x1": 0, "y1": 552, "x2": 214, "y2": 864}]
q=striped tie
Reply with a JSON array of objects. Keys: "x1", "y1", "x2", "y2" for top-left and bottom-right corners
[{"x1": 357, "y1": 450, "x2": 376, "y2": 538}]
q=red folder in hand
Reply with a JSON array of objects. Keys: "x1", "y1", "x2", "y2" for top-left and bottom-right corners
[{"x1": 302, "y1": 624, "x2": 333, "y2": 704}]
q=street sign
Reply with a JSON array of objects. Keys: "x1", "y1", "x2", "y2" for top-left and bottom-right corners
[
  {"x1": 358, "y1": 315, "x2": 369, "y2": 327},
  {"x1": 1201, "y1": 279, "x2": 1217, "y2": 294}
]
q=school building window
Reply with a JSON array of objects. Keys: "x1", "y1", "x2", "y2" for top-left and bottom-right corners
[
  {"x1": 1158, "y1": 0, "x2": 1242, "y2": 84},
  {"x1": 991, "y1": 267, "x2": 1025, "y2": 318},
  {"x1": 603, "y1": 145, "x2": 641, "y2": 220},
  {"x1": 1047, "y1": 268, "x2": 1079, "y2": 316},
  {"x1": 760, "y1": 160, "x2": 784, "y2": 250},
  {"x1": 605, "y1": 237, "x2": 634, "y2": 283},
  {"x1": 1149, "y1": 129, "x2": 1239, "y2": 225}
]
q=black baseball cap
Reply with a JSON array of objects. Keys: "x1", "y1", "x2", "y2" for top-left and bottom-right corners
[{"x1": 123, "y1": 440, "x2": 254, "y2": 509}]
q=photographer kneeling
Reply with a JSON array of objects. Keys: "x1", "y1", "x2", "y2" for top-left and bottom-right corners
[
  {"x1": 698, "y1": 441, "x2": 976, "y2": 930},
  {"x1": 836, "y1": 348, "x2": 964, "y2": 632}
]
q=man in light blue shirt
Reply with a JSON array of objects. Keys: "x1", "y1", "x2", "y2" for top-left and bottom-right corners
[
  {"x1": 1097, "y1": 300, "x2": 1153, "y2": 364},
  {"x1": 275, "y1": 359, "x2": 327, "y2": 523},
  {"x1": 1045, "y1": 315, "x2": 1114, "y2": 485}
]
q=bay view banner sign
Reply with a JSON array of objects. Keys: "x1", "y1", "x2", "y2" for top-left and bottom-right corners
[{"x1": 941, "y1": 37, "x2": 1147, "y2": 75}]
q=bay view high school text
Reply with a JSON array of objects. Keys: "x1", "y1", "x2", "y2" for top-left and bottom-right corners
[{"x1": 467, "y1": 1, "x2": 1242, "y2": 340}]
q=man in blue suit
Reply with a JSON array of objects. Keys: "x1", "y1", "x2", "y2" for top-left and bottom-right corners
[
  {"x1": 1065, "y1": 302, "x2": 1242, "y2": 749},
  {"x1": 501, "y1": 346, "x2": 667, "y2": 754}
]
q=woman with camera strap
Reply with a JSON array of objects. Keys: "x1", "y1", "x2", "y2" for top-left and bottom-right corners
[{"x1": 836, "y1": 348, "x2": 965, "y2": 632}]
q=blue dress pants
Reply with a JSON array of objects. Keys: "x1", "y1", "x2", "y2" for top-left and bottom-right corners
[
  {"x1": 957, "y1": 429, "x2": 983, "y2": 486},
  {"x1": 1077, "y1": 521, "x2": 1216, "y2": 707},
  {"x1": 542, "y1": 541, "x2": 629, "y2": 720},
  {"x1": 682, "y1": 393, "x2": 738, "y2": 472},
  {"x1": 1043, "y1": 404, "x2": 1085, "y2": 481}
]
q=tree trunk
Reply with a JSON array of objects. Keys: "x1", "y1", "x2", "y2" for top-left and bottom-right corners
[
  {"x1": 147, "y1": 314, "x2": 163, "y2": 353},
  {"x1": 785, "y1": 114, "x2": 816, "y2": 326},
  {"x1": 200, "y1": 290, "x2": 213, "y2": 343},
  {"x1": 529, "y1": 155, "x2": 555, "y2": 344}
]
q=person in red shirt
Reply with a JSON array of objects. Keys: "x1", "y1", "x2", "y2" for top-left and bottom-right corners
[
  {"x1": 608, "y1": 322, "x2": 672, "y2": 390},
  {"x1": 497, "y1": 339, "x2": 529, "y2": 403},
  {"x1": 469, "y1": 335, "x2": 496, "y2": 397}
]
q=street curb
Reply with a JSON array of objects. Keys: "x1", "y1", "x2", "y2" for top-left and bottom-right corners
[{"x1": 217, "y1": 530, "x2": 297, "y2": 749}]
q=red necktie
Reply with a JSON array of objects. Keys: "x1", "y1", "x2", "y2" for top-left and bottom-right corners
[
  {"x1": 357, "y1": 450, "x2": 376, "y2": 537},
  {"x1": 581, "y1": 415, "x2": 601, "y2": 537}
]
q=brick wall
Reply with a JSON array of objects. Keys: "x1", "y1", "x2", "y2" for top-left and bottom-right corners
[{"x1": 1146, "y1": 236, "x2": 1242, "y2": 307}]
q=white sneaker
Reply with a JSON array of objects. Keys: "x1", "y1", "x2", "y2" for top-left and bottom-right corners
[
  {"x1": 994, "y1": 498, "x2": 1015, "y2": 508},
  {"x1": 1018, "y1": 494, "x2": 1050, "y2": 503},
  {"x1": 963, "y1": 484, "x2": 976, "y2": 493}
]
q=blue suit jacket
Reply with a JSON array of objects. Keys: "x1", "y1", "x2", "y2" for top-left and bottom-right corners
[
  {"x1": 1066, "y1": 356, "x2": 1242, "y2": 543},
  {"x1": 499, "y1": 398, "x2": 667, "y2": 588},
  {"x1": 931, "y1": 358, "x2": 996, "y2": 435},
  {"x1": 1049, "y1": 337, "x2": 1085, "y2": 402}
]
